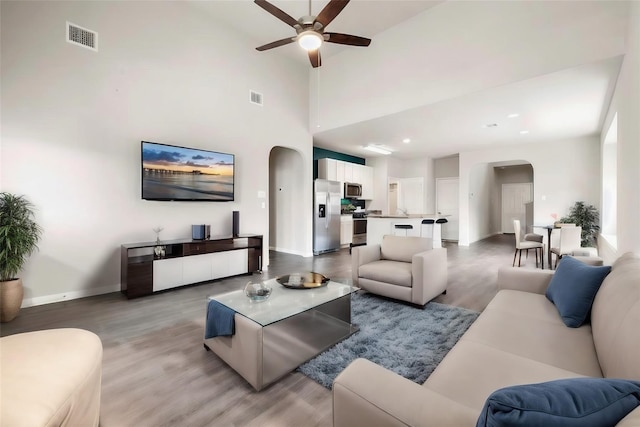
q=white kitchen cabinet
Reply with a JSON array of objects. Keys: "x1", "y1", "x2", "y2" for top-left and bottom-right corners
[
  {"x1": 340, "y1": 215, "x2": 353, "y2": 246},
  {"x1": 336, "y1": 161, "x2": 345, "y2": 182},
  {"x1": 317, "y1": 158, "x2": 337, "y2": 181},
  {"x1": 318, "y1": 158, "x2": 373, "y2": 200},
  {"x1": 351, "y1": 164, "x2": 361, "y2": 185},
  {"x1": 343, "y1": 162, "x2": 353, "y2": 183},
  {"x1": 360, "y1": 166, "x2": 374, "y2": 200}
]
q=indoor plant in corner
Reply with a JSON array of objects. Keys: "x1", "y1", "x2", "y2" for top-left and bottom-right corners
[
  {"x1": 0, "y1": 192, "x2": 42, "y2": 322},
  {"x1": 560, "y1": 201, "x2": 600, "y2": 247}
]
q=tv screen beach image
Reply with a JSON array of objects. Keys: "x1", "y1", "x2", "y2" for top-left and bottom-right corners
[{"x1": 141, "y1": 141, "x2": 234, "y2": 201}]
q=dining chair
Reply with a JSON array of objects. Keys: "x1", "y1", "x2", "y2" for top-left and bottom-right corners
[
  {"x1": 513, "y1": 220, "x2": 544, "y2": 268},
  {"x1": 550, "y1": 226, "x2": 582, "y2": 268}
]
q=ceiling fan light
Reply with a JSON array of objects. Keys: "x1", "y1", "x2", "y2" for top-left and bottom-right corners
[{"x1": 297, "y1": 31, "x2": 323, "y2": 51}]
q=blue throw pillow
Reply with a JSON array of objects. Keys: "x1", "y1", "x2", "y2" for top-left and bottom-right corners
[
  {"x1": 476, "y1": 378, "x2": 640, "y2": 427},
  {"x1": 545, "y1": 256, "x2": 611, "y2": 327}
]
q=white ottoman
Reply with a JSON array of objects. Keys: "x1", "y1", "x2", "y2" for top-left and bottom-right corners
[{"x1": 0, "y1": 328, "x2": 103, "y2": 427}]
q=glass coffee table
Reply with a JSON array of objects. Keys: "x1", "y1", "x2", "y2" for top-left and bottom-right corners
[{"x1": 204, "y1": 276, "x2": 358, "y2": 391}]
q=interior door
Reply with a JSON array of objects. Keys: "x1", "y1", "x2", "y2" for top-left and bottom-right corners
[
  {"x1": 501, "y1": 183, "x2": 533, "y2": 233},
  {"x1": 436, "y1": 178, "x2": 459, "y2": 241}
]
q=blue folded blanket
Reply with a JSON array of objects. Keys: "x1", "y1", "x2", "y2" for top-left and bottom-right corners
[{"x1": 204, "y1": 299, "x2": 235, "y2": 339}]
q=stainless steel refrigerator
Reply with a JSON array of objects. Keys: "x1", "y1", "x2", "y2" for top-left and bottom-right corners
[{"x1": 313, "y1": 179, "x2": 341, "y2": 255}]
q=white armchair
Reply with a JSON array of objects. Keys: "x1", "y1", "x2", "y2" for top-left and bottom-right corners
[{"x1": 351, "y1": 235, "x2": 447, "y2": 306}]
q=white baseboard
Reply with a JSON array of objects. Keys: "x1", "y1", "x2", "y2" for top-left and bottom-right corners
[{"x1": 22, "y1": 284, "x2": 121, "y2": 308}]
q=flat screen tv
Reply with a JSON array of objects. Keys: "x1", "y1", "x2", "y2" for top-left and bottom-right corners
[{"x1": 141, "y1": 141, "x2": 234, "y2": 201}]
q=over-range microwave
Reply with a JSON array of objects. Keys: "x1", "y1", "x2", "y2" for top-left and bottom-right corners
[{"x1": 344, "y1": 182, "x2": 362, "y2": 198}]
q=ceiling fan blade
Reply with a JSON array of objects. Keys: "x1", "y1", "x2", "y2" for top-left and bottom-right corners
[
  {"x1": 325, "y1": 32, "x2": 371, "y2": 47},
  {"x1": 315, "y1": 0, "x2": 350, "y2": 28},
  {"x1": 256, "y1": 37, "x2": 295, "y2": 51},
  {"x1": 254, "y1": 0, "x2": 299, "y2": 28},
  {"x1": 309, "y1": 49, "x2": 321, "y2": 68}
]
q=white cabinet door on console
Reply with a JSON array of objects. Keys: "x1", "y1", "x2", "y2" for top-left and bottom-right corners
[
  {"x1": 228, "y1": 249, "x2": 249, "y2": 277},
  {"x1": 211, "y1": 249, "x2": 249, "y2": 279},
  {"x1": 153, "y1": 257, "x2": 184, "y2": 292},
  {"x1": 182, "y1": 253, "x2": 213, "y2": 284},
  {"x1": 211, "y1": 252, "x2": 229, "y2": 280}
]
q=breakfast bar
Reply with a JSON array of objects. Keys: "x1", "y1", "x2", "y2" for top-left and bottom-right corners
[{"x1": 367, "y1": 215, "x2": 448, "y2": 247}]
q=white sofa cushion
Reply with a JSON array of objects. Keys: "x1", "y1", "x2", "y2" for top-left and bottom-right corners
[
  {"x1": 0, "y1": 328, "x2": 102, "y2": 427},
  {"x1": 359, "y1": 260, "x2": 413, "y2": 287},
  {"x1": 463, "y1": 293, "x2": 602, "y2": 377},
  {"x1": 424, "y1": 340, "x2": 586, "y2": 411},
  {"x1": 592, "y1": 252, "x2": 640, "y2": 380},
  {"x1": 381, "y1": 235, "x2": 432, "y2": 263}
]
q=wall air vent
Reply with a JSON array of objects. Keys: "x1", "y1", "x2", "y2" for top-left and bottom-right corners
[
  {"x1": 66, "y1": 22, "x2": 98, "y2": 51},
  {"x1": 250, "y1": 90, "x2": 263, "y2": 106}
]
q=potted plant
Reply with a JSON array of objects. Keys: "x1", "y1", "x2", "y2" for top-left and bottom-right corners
[
  {"x1": 560, "y1": 201, "x2": 600, "y2": 247},
  {"x1": 0, "y1": 192, "x2": 42, "y2": 322}
]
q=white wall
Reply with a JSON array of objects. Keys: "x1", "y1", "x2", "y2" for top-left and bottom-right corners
[
  {"x1": 310, "y1": 1, "x2": 628, "y2": 133},
  {"x1": 434, "y1": 156, "x2": 459, "y2": 178},
  {"x1": 367, "y1": 156, "x2": 434, "y2": 214},
  {"x1": 468, "y1": 163, "x2": 494, "y2": 243},
  {"x1": 1, "y1": 1, "x2": 312, "y2": 305},
  {"x1": 403, "y1": 157, "x2": 435, "y2": 214},
  {"x1": 600, "y1": 1, "x2": 640, "y2": 258},
  {"x1": 459, "y1": 136, "x2": 601, "y2": 246}
]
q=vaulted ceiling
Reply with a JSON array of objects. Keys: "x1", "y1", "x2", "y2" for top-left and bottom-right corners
[{"x1": 189, "y1": 1, "x2": 628, "y2": 159}]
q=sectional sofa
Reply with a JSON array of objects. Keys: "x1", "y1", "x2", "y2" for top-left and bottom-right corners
[{"x1": 333, "y1": 252, "x2": 640, "y2": 426}]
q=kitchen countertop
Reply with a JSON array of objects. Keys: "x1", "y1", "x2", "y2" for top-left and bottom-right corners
[
  {"x1": 366, "y1": 215, "x2": 447, "y2": 248},
  {"x1": 367, "y1": 214, "x2": 445, "y2": 219}
]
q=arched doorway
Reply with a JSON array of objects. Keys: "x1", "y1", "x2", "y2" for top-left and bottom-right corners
[
  {"x1": 466, "y1": 160, "x2": 534, "y2": 244},
  {"x1": 268, "y1": 146, "x2": 306, "y2": 256}
]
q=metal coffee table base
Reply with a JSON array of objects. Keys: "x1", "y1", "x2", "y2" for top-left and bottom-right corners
[{"x1": 204, "y1": 293, "x2": 357, "y2": 391}]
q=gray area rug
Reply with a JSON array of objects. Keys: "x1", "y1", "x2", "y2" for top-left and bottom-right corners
[{"x1": 298, "y1": 291, "x2": 479, "y2": 389}]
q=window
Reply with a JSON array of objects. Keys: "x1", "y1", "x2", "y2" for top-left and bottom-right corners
[{"x1": 601, "y1": 114, "x2": 617, "y2": 248}]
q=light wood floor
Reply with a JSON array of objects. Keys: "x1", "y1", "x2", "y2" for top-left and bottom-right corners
[{"x1": 0, "y1": 234, "x2": 542, "y2": 427}]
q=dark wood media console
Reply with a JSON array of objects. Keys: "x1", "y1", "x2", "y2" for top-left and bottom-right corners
[{"x1": 121, "y1": 234, "x2": 263, "y2": 298}]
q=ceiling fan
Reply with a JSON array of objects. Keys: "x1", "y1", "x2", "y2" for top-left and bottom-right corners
[{"x1": 254, "y1": 0, "x2": 371, "y2": 68}]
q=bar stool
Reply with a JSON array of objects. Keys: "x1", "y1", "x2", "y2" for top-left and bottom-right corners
[
  {"x1": 421, "y1": 219, "x2": 435, "y2": 239},
  {"x1": 393, "y1": 224, "x2": 413, "y2": 236},
  {"x1": 433, "y1": 218, "x2": 448, "y2": 248}
]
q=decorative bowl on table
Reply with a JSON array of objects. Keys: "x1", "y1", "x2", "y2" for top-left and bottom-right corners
[
  {"x1": 244, "y1": 281, "x2": 272, "y2": 302},
  {"x1": 276, "y1": 272, "x2": 330, "y2": 289}
]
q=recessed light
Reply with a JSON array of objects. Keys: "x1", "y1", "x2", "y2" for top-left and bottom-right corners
[
  {"x1": 483, "y1": 123, "x2": 498, "y2": 128},
  {"x1": 402, "y1": 138, "x2": 411, "y2": 144},
  {"x1": 520, "y1": 130, "x2": 530, "y2": 135},
  {"x1": 507, "y1": 113, "x2": 520, "y2": 118}
]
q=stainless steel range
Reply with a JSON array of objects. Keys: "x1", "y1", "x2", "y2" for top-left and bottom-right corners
[{"x1": 351, "y1": 211, "x2": 367, "y2": 251}]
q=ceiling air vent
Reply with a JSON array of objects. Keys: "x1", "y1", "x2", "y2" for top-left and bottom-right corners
[
  {"x1": 250, "y1": 90, "x2": 263, "y2": 106},
  {"x1": 66, "y1": 22, "x2": 98, "y2": 51}
]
